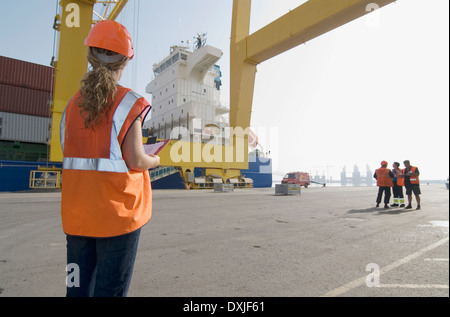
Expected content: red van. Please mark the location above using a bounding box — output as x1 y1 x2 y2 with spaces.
282 172 311 188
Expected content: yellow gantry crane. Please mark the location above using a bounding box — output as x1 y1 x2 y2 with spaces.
30 0 128 189
50 0 129 163
46 0 396 189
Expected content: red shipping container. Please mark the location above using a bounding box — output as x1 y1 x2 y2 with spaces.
0 84 51 117
0 56 54 92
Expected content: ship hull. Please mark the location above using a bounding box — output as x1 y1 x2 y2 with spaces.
1 156 272 191
0 160 61 192
240 156 272 188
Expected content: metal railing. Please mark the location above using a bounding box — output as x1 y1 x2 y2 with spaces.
150 166 179 182
29 167 62 189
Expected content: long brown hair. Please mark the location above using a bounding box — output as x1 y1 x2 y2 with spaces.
79 47 129 128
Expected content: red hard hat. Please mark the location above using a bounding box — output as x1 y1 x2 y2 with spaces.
381 160 388 166
85 20 134 59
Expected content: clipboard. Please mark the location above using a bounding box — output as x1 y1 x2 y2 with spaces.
143 139 170 155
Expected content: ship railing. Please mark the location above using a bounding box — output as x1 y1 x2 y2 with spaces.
150 166 179 182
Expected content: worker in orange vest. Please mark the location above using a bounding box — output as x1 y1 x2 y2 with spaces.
391 162 405 207
401 160 421 210
60 20 160 297
373 161 394 208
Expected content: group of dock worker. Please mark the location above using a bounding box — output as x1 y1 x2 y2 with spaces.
373 160 421 210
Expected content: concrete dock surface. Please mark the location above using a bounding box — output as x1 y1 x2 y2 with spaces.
0 185 448 297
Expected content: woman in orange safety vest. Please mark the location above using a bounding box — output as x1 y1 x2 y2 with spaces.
373 160 394 208
60 20 160 297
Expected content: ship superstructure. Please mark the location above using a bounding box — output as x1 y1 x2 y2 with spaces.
144 36 229 143
143 36 272 189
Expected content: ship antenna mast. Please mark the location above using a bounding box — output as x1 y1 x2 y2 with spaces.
194 32 207 50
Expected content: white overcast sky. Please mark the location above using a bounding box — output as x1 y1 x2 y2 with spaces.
1 0 448 180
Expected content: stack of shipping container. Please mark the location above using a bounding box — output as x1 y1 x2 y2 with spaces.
0 56 54 162
0 56 58 191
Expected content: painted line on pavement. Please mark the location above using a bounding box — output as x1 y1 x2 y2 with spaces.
321 237 449 297
379 284 448 289
424 258 449 262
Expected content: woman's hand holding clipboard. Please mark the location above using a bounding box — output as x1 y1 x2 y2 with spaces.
143 139 170 155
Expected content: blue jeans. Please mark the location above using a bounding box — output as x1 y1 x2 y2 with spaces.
66 228 141 297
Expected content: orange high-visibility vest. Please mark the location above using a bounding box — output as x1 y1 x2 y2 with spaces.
375 167 393 187
394 169 405 186
407 166 420 184
60 86 152 237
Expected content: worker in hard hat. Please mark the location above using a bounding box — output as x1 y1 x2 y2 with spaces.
373 161 394 208
60 20 160 297
401 160 421 210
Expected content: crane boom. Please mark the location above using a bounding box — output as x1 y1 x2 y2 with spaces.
229 0 396 130
107 0 129 21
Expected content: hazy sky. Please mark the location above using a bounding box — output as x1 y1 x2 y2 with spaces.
1 0 448 180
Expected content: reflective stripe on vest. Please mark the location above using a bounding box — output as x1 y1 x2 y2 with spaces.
60 90 142 172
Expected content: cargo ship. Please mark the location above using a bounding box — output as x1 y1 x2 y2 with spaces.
143 35 272 189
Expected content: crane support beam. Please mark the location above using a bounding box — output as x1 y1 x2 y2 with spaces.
50 0 95 162
229 0 396 130
229 0 255 161
50 0 129 162
246 0 396 64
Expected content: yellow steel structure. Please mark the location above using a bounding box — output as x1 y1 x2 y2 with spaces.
48 0 395 186
229 0 396 131
41 0 128 190
50 0 93 162
29 166 62 189
50 0 128 162
156 138 248 187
